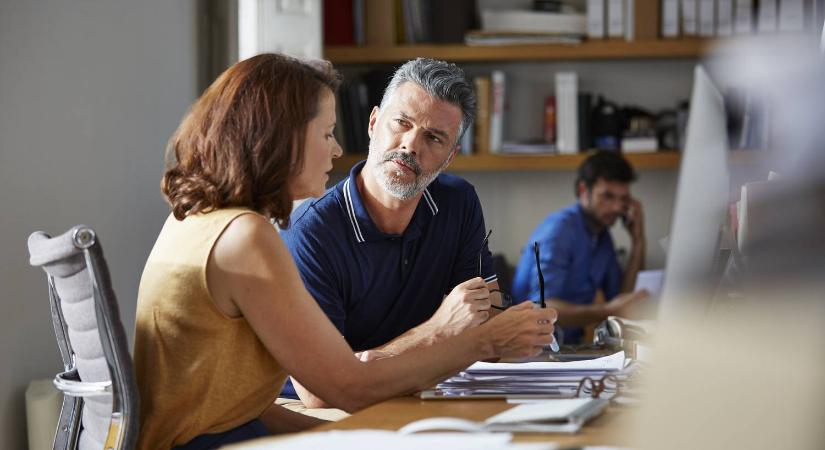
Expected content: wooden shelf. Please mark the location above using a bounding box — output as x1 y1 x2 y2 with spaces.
332 152 682 173
324 39 714 64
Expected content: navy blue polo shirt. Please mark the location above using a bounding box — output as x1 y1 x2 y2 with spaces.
282 161 497 351
511 203 622 344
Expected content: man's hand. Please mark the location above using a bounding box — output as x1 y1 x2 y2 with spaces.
623 197 645 243
480 302 557 360
427 277 491 339
606 289 649 318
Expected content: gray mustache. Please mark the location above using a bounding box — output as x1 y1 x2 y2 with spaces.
383 152 421 176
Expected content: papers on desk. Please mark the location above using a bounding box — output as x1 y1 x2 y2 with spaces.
231 430 556 449
420 352 625 399
634 269 664 301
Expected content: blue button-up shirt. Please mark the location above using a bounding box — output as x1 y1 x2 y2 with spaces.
511 203 622 344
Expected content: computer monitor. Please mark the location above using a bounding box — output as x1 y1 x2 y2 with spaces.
657 65 731 323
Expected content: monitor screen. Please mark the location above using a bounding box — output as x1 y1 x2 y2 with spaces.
657 65 731 323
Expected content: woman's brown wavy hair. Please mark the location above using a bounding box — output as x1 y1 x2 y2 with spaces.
162 53 340 227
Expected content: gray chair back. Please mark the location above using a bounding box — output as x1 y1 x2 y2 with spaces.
28 226 138 450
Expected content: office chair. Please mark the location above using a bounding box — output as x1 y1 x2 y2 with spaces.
28 225 139 450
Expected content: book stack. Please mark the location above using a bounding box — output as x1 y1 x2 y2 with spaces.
659 0 817 38
472 7 587 45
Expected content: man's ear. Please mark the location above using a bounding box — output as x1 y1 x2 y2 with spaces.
367 106 380 139
445 145 459 167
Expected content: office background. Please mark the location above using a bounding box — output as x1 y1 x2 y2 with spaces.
0 1 767 448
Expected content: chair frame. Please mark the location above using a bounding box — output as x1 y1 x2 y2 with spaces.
45 226 136 450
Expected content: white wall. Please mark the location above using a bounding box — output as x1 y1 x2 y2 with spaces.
0 1 199 448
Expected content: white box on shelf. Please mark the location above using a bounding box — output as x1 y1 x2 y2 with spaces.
699 0 717 35
716 0 734 35
734 0 754 33
588 0 607 38
662 0 681 37
481 9 587 34
682 0 699 34
758 0 778 32
608 0 625 37
489 70 506 154
555 72 579 154
778 0 805 31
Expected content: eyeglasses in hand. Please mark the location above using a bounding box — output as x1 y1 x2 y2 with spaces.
478 231 546 311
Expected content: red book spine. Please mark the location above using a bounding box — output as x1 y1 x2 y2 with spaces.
324 0 355 46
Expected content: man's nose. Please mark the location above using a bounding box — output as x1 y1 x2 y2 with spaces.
399 130 420 155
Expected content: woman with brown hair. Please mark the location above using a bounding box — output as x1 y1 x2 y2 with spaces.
133 53 556 450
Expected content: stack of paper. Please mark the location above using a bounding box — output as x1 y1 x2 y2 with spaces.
420 352 626 399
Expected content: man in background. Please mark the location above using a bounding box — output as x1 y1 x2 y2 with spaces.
512 151 648 344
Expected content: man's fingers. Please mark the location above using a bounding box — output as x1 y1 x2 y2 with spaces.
458 277 486 289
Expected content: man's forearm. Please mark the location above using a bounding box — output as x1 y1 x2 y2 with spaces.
621 238 646 293
373 321 444 355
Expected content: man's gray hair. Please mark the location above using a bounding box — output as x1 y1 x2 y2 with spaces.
379 58 476 145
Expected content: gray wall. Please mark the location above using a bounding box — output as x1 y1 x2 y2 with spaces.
0 1 200 448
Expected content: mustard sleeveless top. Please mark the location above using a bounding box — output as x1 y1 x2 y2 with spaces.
134 208 286 449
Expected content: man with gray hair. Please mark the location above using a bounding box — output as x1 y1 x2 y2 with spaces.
279 58 511 407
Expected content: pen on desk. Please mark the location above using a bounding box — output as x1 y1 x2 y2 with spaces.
534 241 560 352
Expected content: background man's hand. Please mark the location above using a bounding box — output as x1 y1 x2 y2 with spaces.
606 289 649 318
428 277 491 338
623 197 645 242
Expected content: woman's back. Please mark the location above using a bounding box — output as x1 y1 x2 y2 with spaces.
134 208 287 450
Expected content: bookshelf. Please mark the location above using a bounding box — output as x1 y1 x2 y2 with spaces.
324 38 716 64
332 151 680 173
331 150 765 173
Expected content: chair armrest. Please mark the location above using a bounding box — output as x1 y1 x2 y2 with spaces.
53 369 112 397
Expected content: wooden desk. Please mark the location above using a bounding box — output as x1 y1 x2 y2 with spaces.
312 396 630 447
227 396 632 448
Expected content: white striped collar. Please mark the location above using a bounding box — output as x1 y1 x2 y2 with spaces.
342 178 366 243
341 166 441 244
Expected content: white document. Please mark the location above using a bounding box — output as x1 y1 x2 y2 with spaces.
468 351 625 373
232 430 553 450
634 269 664 301
487 398 607 425
398 398 608 435
661 0 681 37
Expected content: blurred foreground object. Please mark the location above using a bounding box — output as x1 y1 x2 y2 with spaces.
629 35 825 450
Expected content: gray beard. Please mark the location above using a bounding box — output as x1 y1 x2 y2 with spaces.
369 147 448 200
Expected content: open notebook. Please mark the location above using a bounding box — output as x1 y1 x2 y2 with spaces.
398 398 609 434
